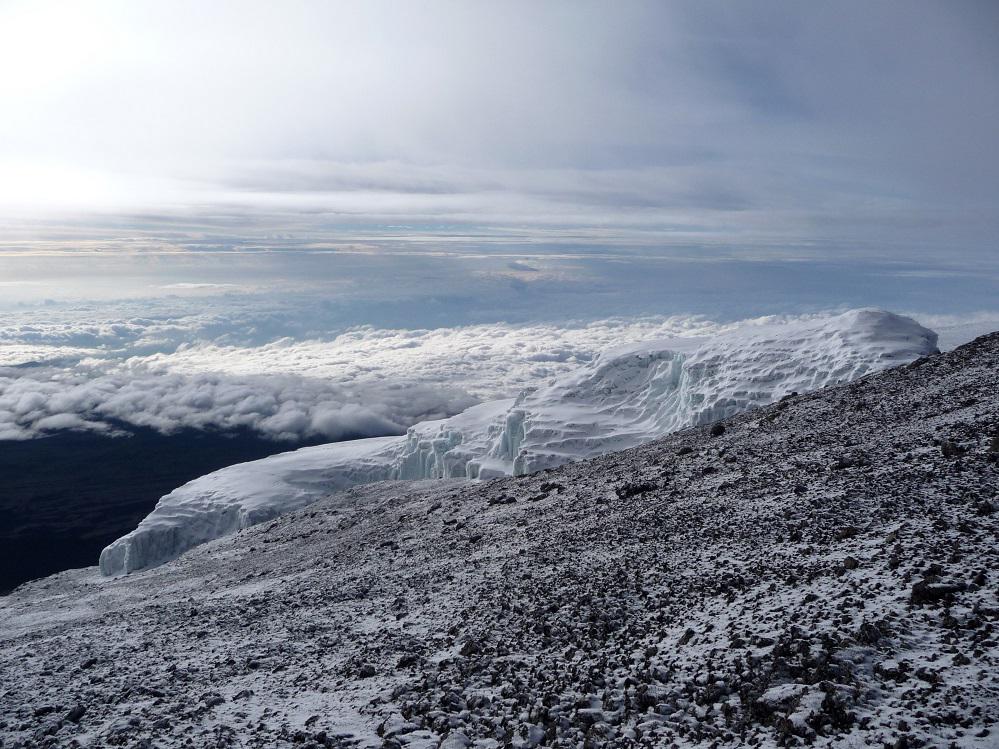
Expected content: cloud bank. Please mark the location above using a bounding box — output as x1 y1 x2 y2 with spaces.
0 364 472 442
0 1 996 258
3 291 997 443
0 314 733 441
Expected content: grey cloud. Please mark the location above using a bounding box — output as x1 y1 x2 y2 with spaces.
0 365 475 442
0 2 995 256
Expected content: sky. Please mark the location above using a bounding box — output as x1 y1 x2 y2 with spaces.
0 0 996 256
0 1 997 443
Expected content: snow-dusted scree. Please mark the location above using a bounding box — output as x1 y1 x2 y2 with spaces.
100 309 937 575
2 330 997 748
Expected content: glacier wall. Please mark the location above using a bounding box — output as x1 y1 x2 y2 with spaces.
100 309 937 576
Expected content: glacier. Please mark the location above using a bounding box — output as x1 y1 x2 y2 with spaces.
100 309 938 576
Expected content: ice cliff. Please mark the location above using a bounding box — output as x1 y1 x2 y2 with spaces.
100 309 937 575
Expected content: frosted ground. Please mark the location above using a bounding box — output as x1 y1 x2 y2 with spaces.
2 328 996 748
101 309 937 575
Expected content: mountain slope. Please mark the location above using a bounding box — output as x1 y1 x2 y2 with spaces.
100 309 937 575
2 332 996 748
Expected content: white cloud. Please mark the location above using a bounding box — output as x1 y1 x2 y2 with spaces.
159 283 240 290
0 296 994 443
904 311 999 353
137 317 731 397
0 311 731 441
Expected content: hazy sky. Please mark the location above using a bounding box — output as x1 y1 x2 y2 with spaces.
1 1 997 444
1 0 997 259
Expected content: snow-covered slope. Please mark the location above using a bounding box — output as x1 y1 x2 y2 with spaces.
100 309 937 575
5 330 997 749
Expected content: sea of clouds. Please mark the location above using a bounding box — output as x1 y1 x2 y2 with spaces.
2 245 996 445
4 304 997 443
0 301 738 442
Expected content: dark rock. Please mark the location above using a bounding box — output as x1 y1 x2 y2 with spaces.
615 482 655 500
911 579 966 605
458 639 481 657
875 660 908 682
940 440 965 458
856 622 882 645
396 653 419 669
710 423 725 437
832 456 855 470
914 666 941 684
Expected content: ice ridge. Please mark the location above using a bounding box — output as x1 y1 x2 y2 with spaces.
99 309 937 575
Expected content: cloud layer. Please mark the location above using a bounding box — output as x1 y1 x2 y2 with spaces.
0 1 996 258
3 289 998 443
0 364 471 442
0 311 733 441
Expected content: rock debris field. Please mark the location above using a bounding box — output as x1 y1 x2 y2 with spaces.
1 332 997 748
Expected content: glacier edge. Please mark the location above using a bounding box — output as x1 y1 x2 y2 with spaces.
99 308 938 576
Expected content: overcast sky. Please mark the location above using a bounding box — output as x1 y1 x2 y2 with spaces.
1 2 997 444
1 0 997 258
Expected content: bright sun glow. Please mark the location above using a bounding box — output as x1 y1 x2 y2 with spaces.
0 1 117 97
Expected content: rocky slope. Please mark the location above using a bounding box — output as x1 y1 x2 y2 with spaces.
1 332 997 749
